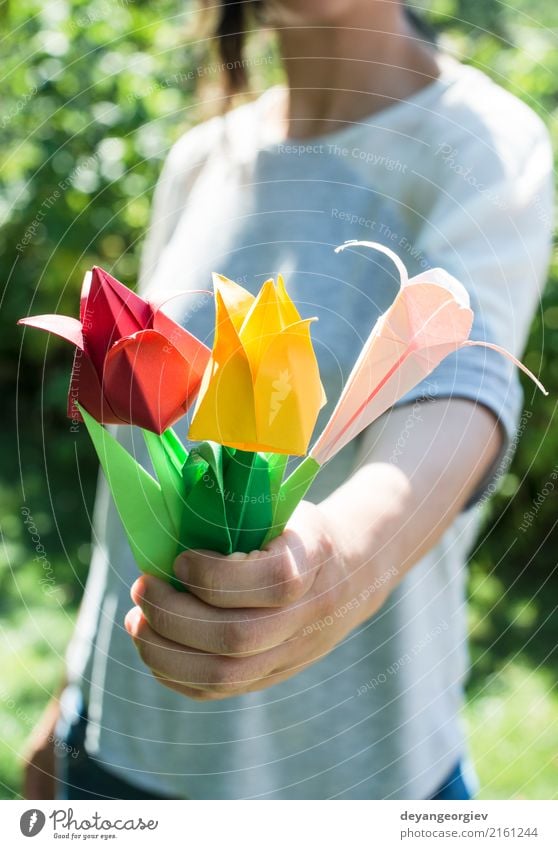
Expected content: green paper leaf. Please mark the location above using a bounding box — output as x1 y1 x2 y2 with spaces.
180 442 232 554
181 448 206 496
143 430 184 535
266 452 289 505
225 450 272 553
161 427 188 471
193 441 226 490
78 405 178 582
264 455 321 545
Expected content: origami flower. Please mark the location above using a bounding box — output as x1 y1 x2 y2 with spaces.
188 273 325 454
310 241 547 464
266 240 547 541
39 248 545 577
18 267 210 434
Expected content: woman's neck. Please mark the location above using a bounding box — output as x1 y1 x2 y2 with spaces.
275 3 440 140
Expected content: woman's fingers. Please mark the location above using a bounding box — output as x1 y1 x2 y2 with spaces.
172 529 319 609
124 607 290 694
152 673 225 701
130 575 304 655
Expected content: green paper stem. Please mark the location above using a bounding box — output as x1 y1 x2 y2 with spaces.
266 452 289 505
263 455 321 545
179 443 232 553
225 450 272 552
80 402 321 581
143 430 184 535
161 427 188 469
78 405 178 582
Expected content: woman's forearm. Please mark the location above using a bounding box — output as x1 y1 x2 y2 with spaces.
128 399 505 699
320 398 503 598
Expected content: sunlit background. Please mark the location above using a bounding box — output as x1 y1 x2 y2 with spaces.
1 0 557 799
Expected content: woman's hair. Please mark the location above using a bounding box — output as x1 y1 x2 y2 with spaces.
215 0 263 94
215 0 437 95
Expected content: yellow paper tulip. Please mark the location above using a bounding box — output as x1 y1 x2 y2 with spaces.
188 273 325 455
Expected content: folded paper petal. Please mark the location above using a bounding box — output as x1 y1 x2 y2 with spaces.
103 330 201 434
239 279 284 375
189 273 324 454
151 307 210 380
82 267 153 374
67 349 125 424
189 289 258 446
463 340 547 394
18 314 85 349
253 319 322 454
276 273 303 325
213 272 255 333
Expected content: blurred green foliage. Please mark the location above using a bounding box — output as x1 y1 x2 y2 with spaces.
0 0 556 798
2 0 203 620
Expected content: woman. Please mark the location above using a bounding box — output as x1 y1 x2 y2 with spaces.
24 0 552 799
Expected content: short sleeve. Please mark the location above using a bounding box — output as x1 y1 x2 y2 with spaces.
395 108 554 505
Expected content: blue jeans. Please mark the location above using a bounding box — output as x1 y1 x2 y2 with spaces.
430 761 474 800
55 688 473 800
55 686 175 801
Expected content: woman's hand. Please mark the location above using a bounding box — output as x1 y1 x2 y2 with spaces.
125 399 502 700
125 500 393 700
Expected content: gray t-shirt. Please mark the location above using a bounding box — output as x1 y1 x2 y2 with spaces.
66 55 553 799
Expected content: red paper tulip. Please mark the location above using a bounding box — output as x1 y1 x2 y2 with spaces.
18 267 210 434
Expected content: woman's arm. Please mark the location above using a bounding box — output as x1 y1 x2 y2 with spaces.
21 677 66 799
322 397 501 587
124 397 501 700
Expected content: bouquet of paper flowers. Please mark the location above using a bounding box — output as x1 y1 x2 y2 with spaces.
19 241 544 584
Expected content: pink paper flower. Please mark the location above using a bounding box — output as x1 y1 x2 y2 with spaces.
311 241 546 465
